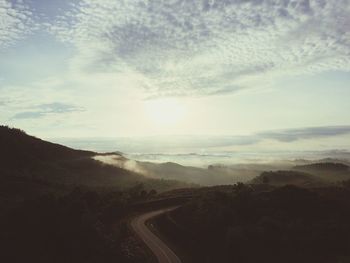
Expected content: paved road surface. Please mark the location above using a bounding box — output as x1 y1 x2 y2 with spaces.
131 207 182 263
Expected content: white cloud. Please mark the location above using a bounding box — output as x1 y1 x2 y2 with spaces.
52 125 350 154
9 102 83 120
49 0 350 97
0 0 35 49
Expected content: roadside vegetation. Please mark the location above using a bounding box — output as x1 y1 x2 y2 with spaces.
0 184 163 263
155 182 350 263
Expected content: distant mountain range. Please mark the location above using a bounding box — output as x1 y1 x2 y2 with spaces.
94 156 261 186
2 125 350 209
94 150 350 187
292 162 350 182
251 170 324 187
293 162 349 172
250 162 350 187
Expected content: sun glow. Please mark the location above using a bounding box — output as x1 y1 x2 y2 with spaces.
144 98 187 126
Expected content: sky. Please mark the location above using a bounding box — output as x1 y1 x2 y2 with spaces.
1 0 350 154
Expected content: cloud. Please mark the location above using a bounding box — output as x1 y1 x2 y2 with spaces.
9 102 83 120
138 125 350 149
203 125 350 147
187 126 350 148
257 125 350 142
10 111 45 120
0 0 35 49
37 102 81 113
53 125 350 153
50 0 350 97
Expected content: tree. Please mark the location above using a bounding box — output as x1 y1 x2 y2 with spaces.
263 175 270 184
149 189 157 196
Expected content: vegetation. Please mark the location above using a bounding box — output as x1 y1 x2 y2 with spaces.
293 162 350 182
3 126 350 263
0 125 191 262
251 170 322 187
157 183 350 263
0 126 191 210
0 186 160 263
294 162 349 172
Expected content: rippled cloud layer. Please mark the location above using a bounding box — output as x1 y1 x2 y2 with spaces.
49 0 350 96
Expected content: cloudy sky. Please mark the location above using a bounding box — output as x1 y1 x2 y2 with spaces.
1 0 350 152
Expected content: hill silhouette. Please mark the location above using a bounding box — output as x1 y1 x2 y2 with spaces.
293 162 350 182
0 126 94 167
0 126 189 210
293 162 349 172
106 159 257 185
251 170 323 187
0 126 192 263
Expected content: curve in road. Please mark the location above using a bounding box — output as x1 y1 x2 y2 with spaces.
131 207 182 263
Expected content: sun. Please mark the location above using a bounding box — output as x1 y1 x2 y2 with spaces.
144 98 187 126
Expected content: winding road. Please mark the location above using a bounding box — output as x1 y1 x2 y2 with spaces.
131 207 182 263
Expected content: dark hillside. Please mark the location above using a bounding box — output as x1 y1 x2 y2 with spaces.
0 126 192 263
0 126 142 187
251 170 323 187
157 184 350 263
293 162 349 172
293 162 350 182
0 126 94 168
0 126 190 210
